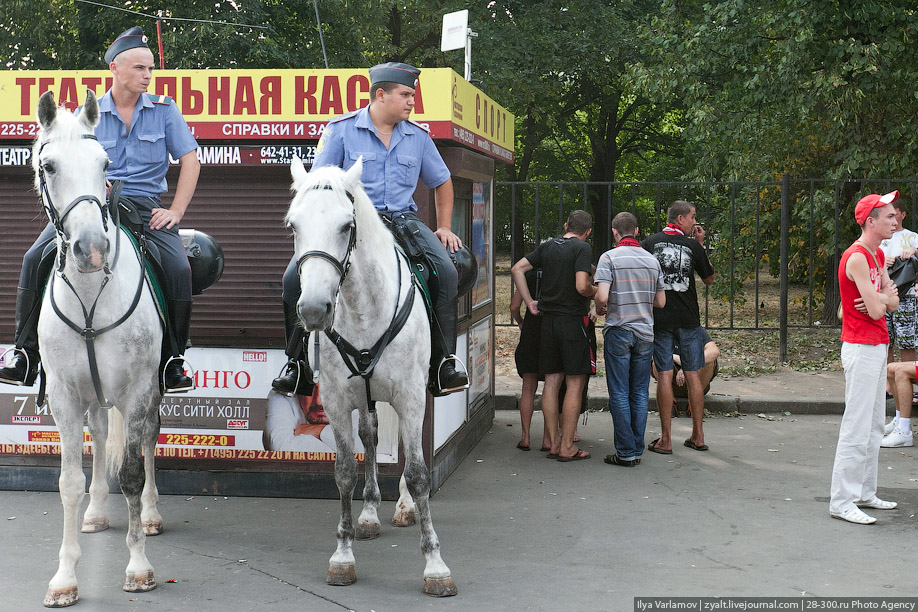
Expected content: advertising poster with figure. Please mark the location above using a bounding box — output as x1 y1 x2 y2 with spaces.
0 346 398 464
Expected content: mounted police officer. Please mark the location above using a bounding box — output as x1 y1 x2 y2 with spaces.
273 62 470 397
0 27 201 393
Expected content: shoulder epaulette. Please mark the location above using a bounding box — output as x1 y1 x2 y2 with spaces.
146 94 173 105
328 109 359 124
407 118 430 133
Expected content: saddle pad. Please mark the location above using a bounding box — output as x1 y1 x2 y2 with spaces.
121 227 167 325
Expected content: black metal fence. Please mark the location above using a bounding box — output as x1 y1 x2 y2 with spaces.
497 176 918 359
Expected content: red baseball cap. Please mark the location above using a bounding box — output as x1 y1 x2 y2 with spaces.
854 190 899 225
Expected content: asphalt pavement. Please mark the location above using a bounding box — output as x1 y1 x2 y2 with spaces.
2 368 917 611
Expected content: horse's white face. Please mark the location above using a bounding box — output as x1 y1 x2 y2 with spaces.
287 157 364 331
35 90 111 273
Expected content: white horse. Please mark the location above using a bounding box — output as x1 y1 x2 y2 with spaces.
34 90 164 607
286 157 457 597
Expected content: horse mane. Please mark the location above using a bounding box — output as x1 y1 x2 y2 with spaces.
288 164 395 255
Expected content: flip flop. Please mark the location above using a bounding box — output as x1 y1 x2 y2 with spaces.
557 448 590 462
540 446 551 452
516 442 531 451
684 439 709 451
545 452 559 459
647 438 673 455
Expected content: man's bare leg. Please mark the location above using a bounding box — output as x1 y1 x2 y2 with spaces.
559 375 587 458
891 362 914 422
542 373 563 454
654 369 675 452
519 373 539 449
684 370 706 447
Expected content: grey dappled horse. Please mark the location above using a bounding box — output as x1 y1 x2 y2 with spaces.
286 157 457 596
34 90 164 607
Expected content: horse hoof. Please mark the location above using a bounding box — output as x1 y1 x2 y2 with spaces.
143 519 164 536
392 508 416 527
424 576 458 597
326 564 356 586
43 586 78 607
355 522 380 540
81 517 110 533
123 571 157 592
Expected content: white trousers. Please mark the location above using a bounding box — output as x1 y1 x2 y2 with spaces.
829 342 887 513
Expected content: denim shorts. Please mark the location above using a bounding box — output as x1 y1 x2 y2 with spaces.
653 326 706 372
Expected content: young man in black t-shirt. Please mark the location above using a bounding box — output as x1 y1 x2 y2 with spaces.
511 210 596 462
643 201 715 454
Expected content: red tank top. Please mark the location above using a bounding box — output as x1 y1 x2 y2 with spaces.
839 242 889 345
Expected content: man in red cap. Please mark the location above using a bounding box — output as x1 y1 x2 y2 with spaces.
829 190 900 524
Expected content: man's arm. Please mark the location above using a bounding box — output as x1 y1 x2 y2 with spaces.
575 270 596 298
653 289 666 308
511 257 538 315
150 150 199 230
433 178 462 253
847 252 895 319
701 273 715 286
594 283 610 311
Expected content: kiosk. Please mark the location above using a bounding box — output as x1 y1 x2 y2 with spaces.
0 68 513 498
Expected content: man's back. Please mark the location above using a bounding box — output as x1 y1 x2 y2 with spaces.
525 236 592 316
596 245 662 341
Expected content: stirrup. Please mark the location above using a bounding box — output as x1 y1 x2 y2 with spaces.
272 359 312 397
435 355 470 395
0 346 37 386
163 355 196 393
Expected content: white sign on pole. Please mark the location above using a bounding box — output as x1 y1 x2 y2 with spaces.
441 9 468 52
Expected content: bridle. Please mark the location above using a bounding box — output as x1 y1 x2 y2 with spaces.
294 184 358 300
37 134 113 272
36 132 146 409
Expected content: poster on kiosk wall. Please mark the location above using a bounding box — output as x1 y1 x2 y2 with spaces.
0 346 399 464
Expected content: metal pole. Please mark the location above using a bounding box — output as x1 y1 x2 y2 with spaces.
156 18 165 69
779 173 790 362
465 28 477 81
312 0 329 69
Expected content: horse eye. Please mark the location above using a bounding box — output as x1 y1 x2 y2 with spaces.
42 161 55 174
340 223 353 235
103 159 110 171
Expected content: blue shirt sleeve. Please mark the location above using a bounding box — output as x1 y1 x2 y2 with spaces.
312 123 345 170
165 101 198 160
417 132 451 189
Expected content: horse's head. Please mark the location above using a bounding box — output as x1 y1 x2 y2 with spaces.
34 90 111 274
286 157 364 331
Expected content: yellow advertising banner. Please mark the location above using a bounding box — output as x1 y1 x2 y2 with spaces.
0 68 513 162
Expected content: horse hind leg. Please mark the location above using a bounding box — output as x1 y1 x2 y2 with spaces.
140 406 163 536
44 414 86 607
120 420 156 593
80 407 110 534
392 473 417 527
355 408 381 540
403 446 457 597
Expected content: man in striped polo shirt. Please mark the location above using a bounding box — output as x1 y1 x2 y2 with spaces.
595 212 666 466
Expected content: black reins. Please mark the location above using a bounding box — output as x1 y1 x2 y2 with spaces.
37 135 147 408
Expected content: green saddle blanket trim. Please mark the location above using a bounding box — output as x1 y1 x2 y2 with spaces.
397 244 433 320
122 227 168 325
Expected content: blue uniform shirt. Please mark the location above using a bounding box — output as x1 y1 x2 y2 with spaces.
96 91 198 198
312 106 451 212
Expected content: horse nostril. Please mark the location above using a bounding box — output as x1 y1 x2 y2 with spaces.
73 240 86 258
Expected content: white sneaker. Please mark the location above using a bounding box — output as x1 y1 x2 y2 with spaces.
884 419 897 435
830 507 877 525
880 429 914 448
856 497 898 510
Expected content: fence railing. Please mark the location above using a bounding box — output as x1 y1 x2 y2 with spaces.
497 176 918 360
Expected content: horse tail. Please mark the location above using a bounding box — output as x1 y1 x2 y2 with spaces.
106 407 125 479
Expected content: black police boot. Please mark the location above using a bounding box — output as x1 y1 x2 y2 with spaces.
428 301 469 397
163 299 194 393
271 301 315 396
0 289 42 386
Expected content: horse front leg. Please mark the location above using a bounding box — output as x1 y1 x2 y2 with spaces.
356 408 381 540
81 406 110 533
140 402 163 536
402 421 457 598
44 410 85 607
120 417 156 593
327 411 358 586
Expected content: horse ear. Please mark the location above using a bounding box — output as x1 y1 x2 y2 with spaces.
291 155 308 186
37 91 57 130
79 90 100 129
345 156 363 188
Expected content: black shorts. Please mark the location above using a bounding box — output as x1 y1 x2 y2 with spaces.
539 313 594 376
515 312 542 376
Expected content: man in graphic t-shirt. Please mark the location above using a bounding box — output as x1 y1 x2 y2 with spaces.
642 200 714 455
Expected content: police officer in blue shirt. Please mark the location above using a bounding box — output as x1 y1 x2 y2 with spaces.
273 62 469 397
0 27 201 393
